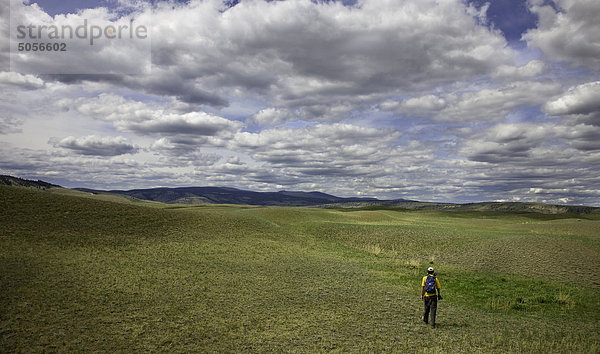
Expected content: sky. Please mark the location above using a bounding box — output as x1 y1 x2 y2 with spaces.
1 0 599 206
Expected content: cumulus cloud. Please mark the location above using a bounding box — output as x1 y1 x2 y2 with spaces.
543 81 600 125
232 123 401 177
121 72 229 107
52 135 139 156
150 137 224 164
460 121 600 165
2 0 599 206
65 93 243 141
9 2 151 75
67 93 149 121
383 81 561 122
524 0 600 70
400 95 447 112
249 108 296 126
461 124 553 164
0 142 149 188
0 71 45 89
561 124 600 151
0 2 10 71
461 123 558 163
214 0 512 116
125 112 242 137
492 60 546 80
28 0 516 117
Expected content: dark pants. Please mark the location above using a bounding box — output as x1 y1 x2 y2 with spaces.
423 295 437 326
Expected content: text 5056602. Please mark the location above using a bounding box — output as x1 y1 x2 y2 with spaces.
18 42 67 52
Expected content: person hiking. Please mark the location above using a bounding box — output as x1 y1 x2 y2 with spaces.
421 266 442 328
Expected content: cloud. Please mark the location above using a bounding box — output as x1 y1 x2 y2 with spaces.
232 123 401 177
524 0 600 70
543 81 600 125
9 3 152 75
121 72 229 106
68 93 149 121
491 60 546 80
461 122 558 163
0 71 45 89
150 137 224 164
0 142 189 189
66 93 243 140
2 0 599 207
124 112 242 137
30 0 516 117
383 81 561 122
56 94 244 158
460 121 600 166
52 135 139 156
214 0 513 115
400 95 447 112
0 114 23 134
0 2 10 71
561 124 600 151
249 108 296 126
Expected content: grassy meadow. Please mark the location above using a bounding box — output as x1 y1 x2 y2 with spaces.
1 186 599 352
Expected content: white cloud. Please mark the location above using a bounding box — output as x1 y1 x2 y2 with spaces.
460 121 600 166
543 81 600 125
460 122 559 163
9 2 151 75
524 0 600 70
71 93 150 121
66 93 243 141
124 112 242 137
401 95 447 112
249 108 295 126
384 81 561 122
232 123 401 177
0 71 44 89
52 135 139 156
150 137 224 164
492 60 546 80
31 0 516 117
0 142 153 188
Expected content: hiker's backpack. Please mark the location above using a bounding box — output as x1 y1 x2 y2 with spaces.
425 274 437 294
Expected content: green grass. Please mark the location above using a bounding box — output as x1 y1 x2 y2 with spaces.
1 186 599 352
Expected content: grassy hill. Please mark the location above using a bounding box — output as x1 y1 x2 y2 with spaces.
1 185 599 352
0 175 60 189
77 186 380 206
321 200 600 215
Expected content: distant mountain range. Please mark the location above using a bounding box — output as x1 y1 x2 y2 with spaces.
75 186 383 207
1 174 598 214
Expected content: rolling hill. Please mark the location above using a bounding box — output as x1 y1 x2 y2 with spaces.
0 175 60 189
76 186 381 206
1 184 598 352
320 200 600 215
1 174 598 213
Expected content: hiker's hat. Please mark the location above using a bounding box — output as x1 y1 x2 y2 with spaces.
427 267 434 273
